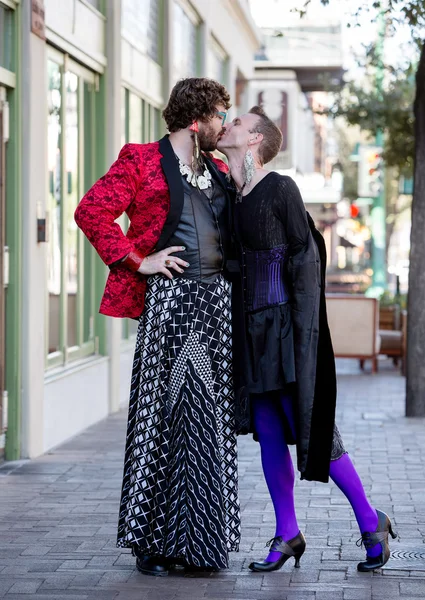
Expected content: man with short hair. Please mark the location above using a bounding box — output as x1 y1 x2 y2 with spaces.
75 78 240 576
217 106 396 573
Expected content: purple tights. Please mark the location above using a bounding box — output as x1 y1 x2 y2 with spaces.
252 392 380 562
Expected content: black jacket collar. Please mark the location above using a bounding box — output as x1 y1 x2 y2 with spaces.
156 135 233 251
156 135 184 251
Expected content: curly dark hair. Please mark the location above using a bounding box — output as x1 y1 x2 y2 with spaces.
163 78 231 132
248 106 283 165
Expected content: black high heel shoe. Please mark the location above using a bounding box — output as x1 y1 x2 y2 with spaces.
249 531 306 572
357 509 398 572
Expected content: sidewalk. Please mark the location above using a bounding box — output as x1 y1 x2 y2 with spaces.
0 359 424 600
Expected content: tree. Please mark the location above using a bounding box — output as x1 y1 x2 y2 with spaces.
324 57 416 176
406 44 425 416
299 0 425 415
325 61 415 256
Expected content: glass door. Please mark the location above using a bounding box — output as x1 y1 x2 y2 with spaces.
46 49 98 368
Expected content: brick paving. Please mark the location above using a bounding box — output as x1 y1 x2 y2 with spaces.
0 359 424 599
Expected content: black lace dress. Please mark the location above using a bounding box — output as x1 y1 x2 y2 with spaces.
234 172 309 394
233 171 346 461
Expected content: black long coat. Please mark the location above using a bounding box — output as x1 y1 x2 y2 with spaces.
232 213 337 484
288 214 337 482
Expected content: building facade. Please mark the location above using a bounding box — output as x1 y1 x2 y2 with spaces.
0 0 260 460
249 18 344 266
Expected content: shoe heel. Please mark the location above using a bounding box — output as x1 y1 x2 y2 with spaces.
294 553 302 568
389 522 397 540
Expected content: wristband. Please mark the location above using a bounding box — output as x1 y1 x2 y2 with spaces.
121 250 145 272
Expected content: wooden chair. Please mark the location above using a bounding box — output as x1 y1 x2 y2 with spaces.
326 295 380 373
379 305 403 367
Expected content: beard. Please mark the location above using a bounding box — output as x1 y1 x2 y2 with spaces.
197 124 221 152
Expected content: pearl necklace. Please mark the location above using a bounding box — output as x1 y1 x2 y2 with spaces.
178 158 212 190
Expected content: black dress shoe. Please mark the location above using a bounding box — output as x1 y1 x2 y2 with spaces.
249 531 306 572
183 563 219 573
357 509 398 572
136 555 169 577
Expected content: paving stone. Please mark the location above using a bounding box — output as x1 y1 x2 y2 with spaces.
98 571 134 585
38 574 75 590
343 589 372 600
319 569 347 582
6 579 42 594
57 560 89 571
315 592 344 600
4 596 90 600
0 360 421 600
400 580 425 596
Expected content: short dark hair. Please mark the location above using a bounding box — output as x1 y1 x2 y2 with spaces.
163 78 231 132
248 106 283 165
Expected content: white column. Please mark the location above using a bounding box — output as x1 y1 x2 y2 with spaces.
21 1 47 457
105 0 123 415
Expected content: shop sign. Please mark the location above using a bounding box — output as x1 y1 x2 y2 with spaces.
31 0 46 41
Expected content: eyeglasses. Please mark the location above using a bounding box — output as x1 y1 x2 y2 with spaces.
216 111 227 125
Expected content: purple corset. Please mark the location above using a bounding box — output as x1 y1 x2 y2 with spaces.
242 244 290 313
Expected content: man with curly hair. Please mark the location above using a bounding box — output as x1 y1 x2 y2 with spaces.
75 78 240 576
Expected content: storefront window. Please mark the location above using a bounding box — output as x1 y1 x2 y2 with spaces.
208 37 228 84
47 55 97 367
121 87 127 148
65 72 79 349
120 88 161 340
129 93 142 143
0 4 13 72
85 0 101 9
47 61 62 355
122 0 160 63
173 1 199 80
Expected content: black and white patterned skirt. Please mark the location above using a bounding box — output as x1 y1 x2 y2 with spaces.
117 275 240 569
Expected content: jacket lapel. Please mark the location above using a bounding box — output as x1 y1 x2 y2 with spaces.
204 155 233 197
156 138 233 251
156 135 184 251
205 154 237 241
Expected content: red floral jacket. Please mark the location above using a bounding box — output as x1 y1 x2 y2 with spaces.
74 135 229 318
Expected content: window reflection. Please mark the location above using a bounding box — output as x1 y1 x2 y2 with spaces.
208 49 226 84
122 0 160 63
129 93 142 143
120 90 160 341
208 37 227 85
47 60 62 354
65 72 79 348
173 2 198 81
121 87 127 147
85 0 100 9
82 82 95 347
47 59 96 361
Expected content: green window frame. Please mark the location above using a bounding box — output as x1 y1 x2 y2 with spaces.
46 48 100 369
